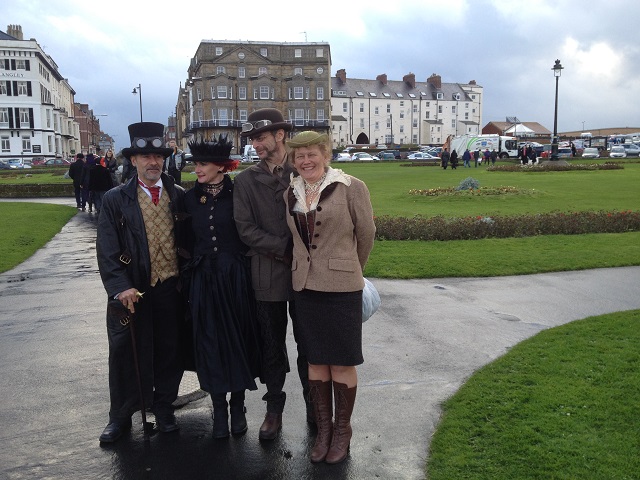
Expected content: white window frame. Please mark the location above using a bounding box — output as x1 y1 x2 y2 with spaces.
295 48 302 58
1 135 9 151
215 47 223 56
316 109 324 121
19 108 30 126
239 109 248 122
17 82 28 95
293 87 303 99
317 86 324 100
258 67 267 76
216 66 225 74
238 86 247 100
21 135 31 152
218 108 228 126
0 108 9 126
294 109 305 126
316 48 323 57
238 66 245 78
217 85 227 99
259 86 269 99
260 47 268 57
0 83 6 95
294 67 303 76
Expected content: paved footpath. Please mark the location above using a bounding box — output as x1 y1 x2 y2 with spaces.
1 198 639 479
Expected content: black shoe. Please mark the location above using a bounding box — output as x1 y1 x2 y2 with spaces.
230 405 247 436
155 413 179 433
99 418 132 443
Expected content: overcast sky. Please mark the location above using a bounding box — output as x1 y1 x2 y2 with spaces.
5 0 640 151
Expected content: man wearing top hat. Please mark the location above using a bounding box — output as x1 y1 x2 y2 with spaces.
96 121 189 443
234 108 311 440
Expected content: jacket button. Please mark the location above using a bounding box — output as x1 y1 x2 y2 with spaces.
311 245 317 249
317 206 322 211
314 233 319 237
315 221 321 226
210 225 214 230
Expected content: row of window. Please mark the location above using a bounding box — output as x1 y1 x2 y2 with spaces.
213 65 324 77
340 90 478 101
346 101 477 113
0 58 31 70
1 80 32 96
0 107 32 128
1 135 33 152
196 86 325 101
214 46 325 59
192 108 326 123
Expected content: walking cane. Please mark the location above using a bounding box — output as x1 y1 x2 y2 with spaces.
121 291 148 433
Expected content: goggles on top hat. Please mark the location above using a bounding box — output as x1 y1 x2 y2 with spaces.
241 119 273 134
133 137 164 149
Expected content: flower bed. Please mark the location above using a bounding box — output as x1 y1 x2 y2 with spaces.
374 210 640 241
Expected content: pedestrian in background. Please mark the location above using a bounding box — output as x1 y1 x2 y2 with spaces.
164 140 186 186
96 121 188 443
69 153 85 209
463 149 471 168
284 131 375 464
89 158 113 217
182 136 262 439
234 108 312 440
490 149 498 165
474 148 481 167
440 147 450 169
450 149 459 169
103 149 118 186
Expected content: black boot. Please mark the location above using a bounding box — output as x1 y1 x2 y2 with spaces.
229 390 247 436
211 393 229 439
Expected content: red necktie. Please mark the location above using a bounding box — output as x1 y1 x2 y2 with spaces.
148 186 160 205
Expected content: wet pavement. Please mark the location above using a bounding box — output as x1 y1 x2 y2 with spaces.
1 198 640 479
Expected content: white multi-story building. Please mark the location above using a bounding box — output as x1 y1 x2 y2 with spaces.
331 69 483 148
0 25 80 162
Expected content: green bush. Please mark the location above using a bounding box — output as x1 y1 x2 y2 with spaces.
455 177 480 190
375 210 640 241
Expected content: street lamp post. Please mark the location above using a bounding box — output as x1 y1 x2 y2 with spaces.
132 84 143 122
550 59 563 161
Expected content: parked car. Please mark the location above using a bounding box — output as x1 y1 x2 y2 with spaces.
0 160 11 169
378 152 396 161
351 152 375 161
609 146 627 158
619 143 640 157
556 147 573 159
334 152 352 162
407 152 437 160
229 154 243 163
31 157 47 166
7 158 32 169
581 147 600 159
44 158 71 166
380 149 402 159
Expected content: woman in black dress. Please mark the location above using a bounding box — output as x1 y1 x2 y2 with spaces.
183 136 261 438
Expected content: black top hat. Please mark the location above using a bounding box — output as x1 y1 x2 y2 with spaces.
121 122 173 159
240 108 293 137
188 135 235 164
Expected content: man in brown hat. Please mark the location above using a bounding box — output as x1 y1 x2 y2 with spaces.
234 108 312 440
96 122 189 443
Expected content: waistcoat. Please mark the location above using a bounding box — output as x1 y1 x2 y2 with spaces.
138 186 178 286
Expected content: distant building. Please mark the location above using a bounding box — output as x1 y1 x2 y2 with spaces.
0 24 81 161
330 70 483 148
177 40 332 153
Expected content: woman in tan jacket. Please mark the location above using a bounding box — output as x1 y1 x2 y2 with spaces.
284 131 376 464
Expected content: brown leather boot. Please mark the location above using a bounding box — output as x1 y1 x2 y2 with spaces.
309 380 333 463
325 381 356 464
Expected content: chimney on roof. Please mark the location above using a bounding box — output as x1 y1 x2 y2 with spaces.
376 73 388 85
403 73 416 88
336 68 347 85
7 24 24 40
427 74 441 89
469 80 477 85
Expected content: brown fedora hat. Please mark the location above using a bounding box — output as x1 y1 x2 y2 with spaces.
240 108 293 137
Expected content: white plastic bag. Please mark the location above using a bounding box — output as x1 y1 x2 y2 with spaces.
362 278 381 323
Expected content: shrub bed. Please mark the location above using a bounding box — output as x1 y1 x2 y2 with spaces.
487 162 624 172
375 210 640 241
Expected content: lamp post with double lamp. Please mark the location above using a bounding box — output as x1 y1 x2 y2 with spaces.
550 59 564 161
132 84 143 122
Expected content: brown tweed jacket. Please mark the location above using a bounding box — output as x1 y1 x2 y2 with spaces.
284 173 376 292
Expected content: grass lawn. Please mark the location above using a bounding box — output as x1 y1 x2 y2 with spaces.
0 203 77 272
427 309 640 480
0 170 71 184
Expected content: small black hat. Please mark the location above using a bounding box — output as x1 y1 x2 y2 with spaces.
240 108 293 137
188 135 235 164
121 122 173 159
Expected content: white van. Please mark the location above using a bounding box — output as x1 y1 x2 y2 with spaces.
243 145 260 162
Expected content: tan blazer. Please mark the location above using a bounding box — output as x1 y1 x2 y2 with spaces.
284 174 376 292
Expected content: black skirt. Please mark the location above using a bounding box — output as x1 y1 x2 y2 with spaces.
294 289 363 366
189 252 262 394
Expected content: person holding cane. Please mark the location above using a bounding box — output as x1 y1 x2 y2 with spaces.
96 121 189 443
